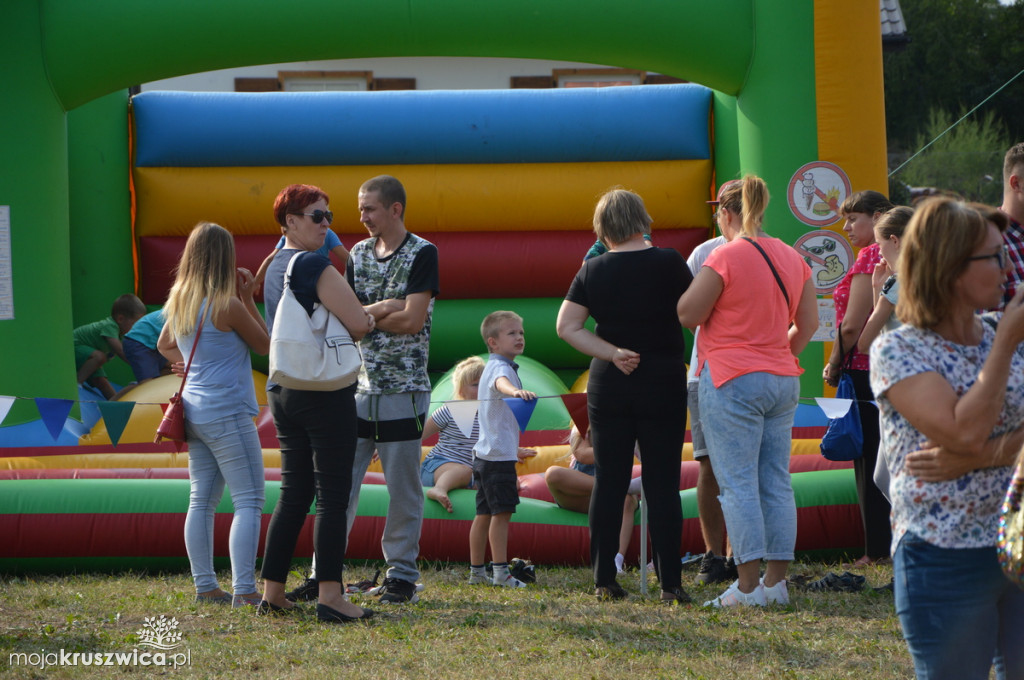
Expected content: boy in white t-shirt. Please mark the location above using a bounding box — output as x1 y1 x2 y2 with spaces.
468 311 537 588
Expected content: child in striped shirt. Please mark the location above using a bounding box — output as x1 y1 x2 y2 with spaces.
420 356 485 512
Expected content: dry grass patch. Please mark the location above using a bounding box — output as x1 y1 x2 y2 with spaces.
0 560 910 679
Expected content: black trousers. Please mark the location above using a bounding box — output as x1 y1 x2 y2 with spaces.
848 369 892 558
261 384 358 584
588 368 685 590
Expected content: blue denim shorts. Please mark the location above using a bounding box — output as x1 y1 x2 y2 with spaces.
420 455 475 488
687 381 707 458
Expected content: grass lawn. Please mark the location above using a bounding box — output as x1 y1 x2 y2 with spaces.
1 560 909 679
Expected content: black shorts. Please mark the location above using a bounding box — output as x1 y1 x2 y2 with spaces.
472 458 520 516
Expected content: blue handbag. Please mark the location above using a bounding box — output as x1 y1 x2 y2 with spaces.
820 372 863 461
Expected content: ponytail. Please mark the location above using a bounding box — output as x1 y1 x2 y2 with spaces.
740 175 770 238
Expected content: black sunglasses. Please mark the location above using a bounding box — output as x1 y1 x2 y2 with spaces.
290 209 333 224
967 244 1009 270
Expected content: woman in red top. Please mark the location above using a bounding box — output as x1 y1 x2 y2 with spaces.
824 190 895 566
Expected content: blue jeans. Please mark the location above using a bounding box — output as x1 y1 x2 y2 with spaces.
698 368 798 565
185 413 265 594
894 532 1024 680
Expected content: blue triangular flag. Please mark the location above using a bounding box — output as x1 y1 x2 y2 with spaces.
502 397 538 433
97 401 136 447
34 397 74 441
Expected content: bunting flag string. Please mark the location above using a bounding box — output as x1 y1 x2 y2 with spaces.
0 391 866 445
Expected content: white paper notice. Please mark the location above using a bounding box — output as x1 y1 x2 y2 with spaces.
812 297 835 342
0 206 12 320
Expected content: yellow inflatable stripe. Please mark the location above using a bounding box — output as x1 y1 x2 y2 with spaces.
134 160 712 237
1 440 825 472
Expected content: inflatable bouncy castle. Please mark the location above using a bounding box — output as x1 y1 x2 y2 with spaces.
0 0 888 571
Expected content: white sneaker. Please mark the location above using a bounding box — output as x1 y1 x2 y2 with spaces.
703 579 767 608
492 573 527 588
468 572 490 585
614 553 625 574
760 578 789 605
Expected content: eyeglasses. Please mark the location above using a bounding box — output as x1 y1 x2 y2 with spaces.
967 244 1009 269
290 209 333 224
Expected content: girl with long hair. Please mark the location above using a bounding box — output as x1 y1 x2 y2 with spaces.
158 222 270 606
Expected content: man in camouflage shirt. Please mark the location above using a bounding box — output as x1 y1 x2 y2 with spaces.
345 175 439 604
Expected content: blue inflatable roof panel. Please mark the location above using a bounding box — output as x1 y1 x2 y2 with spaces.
132 85 712 167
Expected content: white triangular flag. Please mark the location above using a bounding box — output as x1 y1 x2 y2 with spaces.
446 400 480 438
815 397 853 419
0 396 14 426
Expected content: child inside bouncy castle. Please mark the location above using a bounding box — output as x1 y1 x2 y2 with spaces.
73 294 146 399
422 355 539 513
420 355 485 513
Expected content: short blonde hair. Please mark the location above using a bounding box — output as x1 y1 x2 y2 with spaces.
593 188 651 248
451 356 485 399
897 198 1008 328
480 310 523 343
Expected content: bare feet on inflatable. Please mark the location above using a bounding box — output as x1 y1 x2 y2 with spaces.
426 487 454 513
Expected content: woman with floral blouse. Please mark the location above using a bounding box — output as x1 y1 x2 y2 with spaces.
870 198 1024 679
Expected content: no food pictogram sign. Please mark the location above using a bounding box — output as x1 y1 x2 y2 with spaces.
787 161 852 227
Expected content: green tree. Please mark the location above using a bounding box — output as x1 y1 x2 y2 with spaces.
884 0 1024 154
894 107 1008 203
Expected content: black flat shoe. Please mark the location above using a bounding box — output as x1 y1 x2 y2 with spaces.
316 602 375 623
661 586 692 604
594 583 628 601
257 600 302 616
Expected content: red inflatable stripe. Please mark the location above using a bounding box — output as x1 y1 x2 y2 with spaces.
139 229 709 304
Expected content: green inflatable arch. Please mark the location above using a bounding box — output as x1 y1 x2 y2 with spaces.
0 0 886 425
